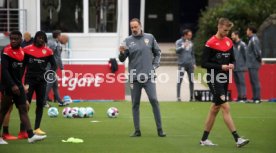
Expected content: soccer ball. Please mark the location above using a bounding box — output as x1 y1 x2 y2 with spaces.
63 95 73 104
48 107 59 117
68 107 79 118
86 107 94 117
72 107 79 117
107 107 119 118
78 107 87 118
62 107 71 118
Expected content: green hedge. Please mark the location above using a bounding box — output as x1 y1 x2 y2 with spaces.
194 0 276 65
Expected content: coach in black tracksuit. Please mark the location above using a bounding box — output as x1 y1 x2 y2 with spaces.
24 31 57 135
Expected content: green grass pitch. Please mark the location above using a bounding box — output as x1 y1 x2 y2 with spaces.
1 101 276 153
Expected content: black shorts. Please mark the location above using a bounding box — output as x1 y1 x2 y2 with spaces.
206 74 229 105
2 86 26 107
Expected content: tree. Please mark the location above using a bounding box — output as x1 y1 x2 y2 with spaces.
194 0 276 64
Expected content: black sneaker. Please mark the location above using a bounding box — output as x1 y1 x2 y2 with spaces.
157 129 166 137
47 97 53 102
58 102 66 107
130 130 141 137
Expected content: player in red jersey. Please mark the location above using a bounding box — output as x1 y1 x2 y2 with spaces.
0 61 18 140
23 31 57 135
199 18 249 147
0 31 47 144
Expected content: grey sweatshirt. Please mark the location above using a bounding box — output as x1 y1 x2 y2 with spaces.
246 34 262 69
119 32 161 82
233 40 247 71
48 38 64 70
175 38 195 67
